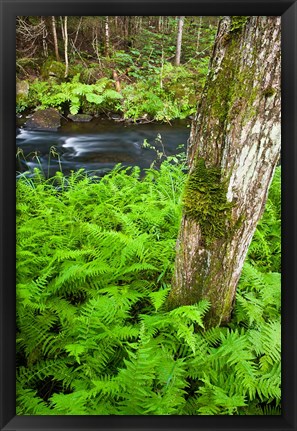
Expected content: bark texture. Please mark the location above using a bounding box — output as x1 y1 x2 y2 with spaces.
105 16 110 56
168 16 281 327
175 16 185 66
64 17 69 78
51 16 60 62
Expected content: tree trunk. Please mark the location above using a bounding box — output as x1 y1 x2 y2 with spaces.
175 16 185 66
123 16 131 47
168 16 281 327
60 16 65 41
105 16 110 56
196 16 203 53
158 16 163 32
64 16 69 78
73 16 83 49
51 16 60 61
41 17 48 58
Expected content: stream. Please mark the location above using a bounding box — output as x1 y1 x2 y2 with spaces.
16 117 191 177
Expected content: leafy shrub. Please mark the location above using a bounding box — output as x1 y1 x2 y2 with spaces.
121 83 165 120
17 58 200 121
16 98 29 114
121 76 195 122
16 163 281 415
247 167 281 272
27 75 123 115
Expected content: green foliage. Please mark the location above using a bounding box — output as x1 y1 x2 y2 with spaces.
16 162 281 415
16 98 29 114
121 83 165 120
121 64 196 122
26 68 196 122
16 16 218 121
27 76 123 115
247 167 281 272
230 16 249 33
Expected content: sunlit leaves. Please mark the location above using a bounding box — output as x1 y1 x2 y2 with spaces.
16 163 281 415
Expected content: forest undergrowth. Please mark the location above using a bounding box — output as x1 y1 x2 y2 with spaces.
16 17 216 122
16 157 281 415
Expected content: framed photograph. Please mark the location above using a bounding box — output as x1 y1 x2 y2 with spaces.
1 1 296 430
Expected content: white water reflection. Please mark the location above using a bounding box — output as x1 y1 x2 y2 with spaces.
16 119 190 177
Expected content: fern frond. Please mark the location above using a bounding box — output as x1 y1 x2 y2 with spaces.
48 391 89 414
169 300 210 328
16 387 54 415
148 287 171 311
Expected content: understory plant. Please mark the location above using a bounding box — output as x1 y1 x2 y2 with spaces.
120 63 197 122
16 161 281 415
25 75 123 115
17 62 199 122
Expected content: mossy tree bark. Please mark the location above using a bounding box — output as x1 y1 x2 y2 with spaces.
168 16 281 327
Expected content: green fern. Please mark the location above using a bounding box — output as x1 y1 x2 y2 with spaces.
29 76 123 115
16 161 281 415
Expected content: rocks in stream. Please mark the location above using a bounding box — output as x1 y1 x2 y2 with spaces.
67 114 93 122
24 108 61 131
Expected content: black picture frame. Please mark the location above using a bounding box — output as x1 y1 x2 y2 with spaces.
1 1 296 430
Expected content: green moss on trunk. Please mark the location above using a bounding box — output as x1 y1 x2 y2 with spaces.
171 16 281 329
205 22 258 132
183 158 233 245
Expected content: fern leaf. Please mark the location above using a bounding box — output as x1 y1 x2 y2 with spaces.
85 93 104 105
148 287 170 311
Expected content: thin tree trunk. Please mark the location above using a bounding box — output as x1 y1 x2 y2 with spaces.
158 16 163 32
124 16 129 41
92 27 100 64
51 16 60 61
105 16 110 56
73 16 83 49
168 16 281 327
175 16 185 66
196 16 203 53
41 17 48 58
60 16 65 41
64 16 69 78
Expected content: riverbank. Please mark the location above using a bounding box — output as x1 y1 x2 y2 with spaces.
16 66 199 125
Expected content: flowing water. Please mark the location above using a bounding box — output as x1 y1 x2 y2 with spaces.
16 117 191 177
